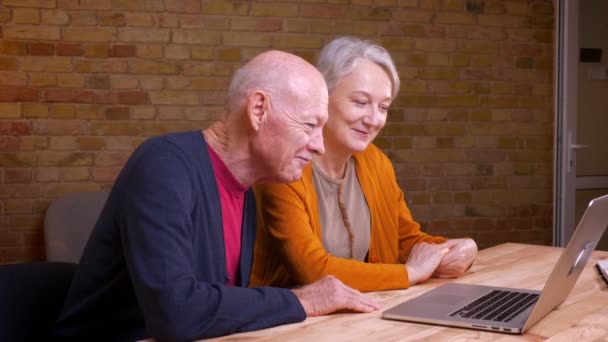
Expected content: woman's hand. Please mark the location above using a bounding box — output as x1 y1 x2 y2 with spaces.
432 238 478 278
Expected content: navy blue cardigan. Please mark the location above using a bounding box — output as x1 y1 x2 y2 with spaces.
54 131 305 342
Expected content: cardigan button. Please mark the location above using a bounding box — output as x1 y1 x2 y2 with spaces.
369 255 378 263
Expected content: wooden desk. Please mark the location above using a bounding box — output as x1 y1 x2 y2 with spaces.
210 243 608 341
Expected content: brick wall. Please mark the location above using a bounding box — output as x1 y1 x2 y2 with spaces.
0 0 555 263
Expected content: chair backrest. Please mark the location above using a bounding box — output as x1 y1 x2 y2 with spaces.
0 262 77 341
44 191 109 263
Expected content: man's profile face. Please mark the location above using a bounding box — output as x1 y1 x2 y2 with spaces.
260 90 328 183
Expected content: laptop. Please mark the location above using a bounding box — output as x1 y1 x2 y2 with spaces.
382 194 608 334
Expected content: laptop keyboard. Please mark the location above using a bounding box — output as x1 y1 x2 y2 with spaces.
449 290 540 322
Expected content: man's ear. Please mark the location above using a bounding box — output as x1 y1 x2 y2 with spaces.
247 90 269 132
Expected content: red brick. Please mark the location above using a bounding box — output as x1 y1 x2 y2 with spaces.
117 91 147 105
97 12 125 26
0 41 28 55
0 7 10 23
4 25 61 40
117 28 170 43
158 13 179 28
32 119 84 135
105 106 130 120
56 43 82 56
20 56 73 72
0 57 18 70
0 71 28 86
38 151 94 166
111 44 136 57
22 103 48 118
257 18 282 32
87 75 111 89
0 229 21 247
165 0 201 13
5 168 33 183
0 136 20 151
28 42 54 55
129 60 179 74
95 151 131 166
63 27 116 42
84 43 110 57
75 59 127 73
3 0 56 8
94 91 147 105
300 5 347 18
178 14 204 28
44 89 95 103
124 12 154 27
92 167 120 182
94 92 117 104
13 8 41 24
0 122 30 135
0 87 39 102
173 30 222 45
41 9 70 25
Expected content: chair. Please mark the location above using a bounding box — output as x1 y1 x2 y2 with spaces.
0 262 77 341
44 191 109 263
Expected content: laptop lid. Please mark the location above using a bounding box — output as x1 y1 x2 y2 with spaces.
382 194 608 333
522 194 608 331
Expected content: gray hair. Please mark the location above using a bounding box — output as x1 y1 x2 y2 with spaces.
316 36 400 99
224 61 277 115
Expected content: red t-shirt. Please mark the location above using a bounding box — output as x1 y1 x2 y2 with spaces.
207 145 246 286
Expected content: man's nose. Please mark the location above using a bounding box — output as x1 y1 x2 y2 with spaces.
309 129 325 155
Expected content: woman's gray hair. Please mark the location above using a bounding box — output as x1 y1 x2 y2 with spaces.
316 36 400 99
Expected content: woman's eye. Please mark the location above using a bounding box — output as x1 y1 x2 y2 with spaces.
306 123 316 129
353 100 367 106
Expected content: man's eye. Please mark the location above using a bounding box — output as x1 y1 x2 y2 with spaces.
353 100 367 106
306 123 316 129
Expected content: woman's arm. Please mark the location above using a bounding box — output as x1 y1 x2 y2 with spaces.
253 181 409 292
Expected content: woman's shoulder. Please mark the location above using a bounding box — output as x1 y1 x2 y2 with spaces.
354 143 391 167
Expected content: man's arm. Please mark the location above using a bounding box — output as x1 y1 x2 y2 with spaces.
119 146 306 341
290 275 379 316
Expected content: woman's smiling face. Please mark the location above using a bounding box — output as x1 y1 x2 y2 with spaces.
323 59 393 155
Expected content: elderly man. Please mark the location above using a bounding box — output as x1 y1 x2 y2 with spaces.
53 51 378 342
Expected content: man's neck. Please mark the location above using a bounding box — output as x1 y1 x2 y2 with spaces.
203 122 255 188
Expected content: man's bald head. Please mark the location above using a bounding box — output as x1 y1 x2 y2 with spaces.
224 50 327 116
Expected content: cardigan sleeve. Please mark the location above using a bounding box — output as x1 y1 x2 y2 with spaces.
120 145 304 341
253 181 409 293
371 148 447 263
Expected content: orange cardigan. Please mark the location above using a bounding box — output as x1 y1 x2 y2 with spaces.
250 144 446 292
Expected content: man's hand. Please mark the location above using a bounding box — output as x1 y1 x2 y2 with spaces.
291 275 380 316
433 238 478 278
405 242 448 285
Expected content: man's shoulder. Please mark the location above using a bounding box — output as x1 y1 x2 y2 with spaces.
142 130 204 149
135 131 206 159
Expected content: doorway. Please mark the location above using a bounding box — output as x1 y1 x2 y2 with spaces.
555 0 608 249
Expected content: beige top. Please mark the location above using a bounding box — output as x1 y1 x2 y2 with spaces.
312 158 371 261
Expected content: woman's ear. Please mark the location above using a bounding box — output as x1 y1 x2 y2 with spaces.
247 90 269 131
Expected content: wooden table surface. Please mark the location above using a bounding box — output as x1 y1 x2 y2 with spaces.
208 243 608 342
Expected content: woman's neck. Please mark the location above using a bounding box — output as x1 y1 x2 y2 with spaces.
313 143 353 180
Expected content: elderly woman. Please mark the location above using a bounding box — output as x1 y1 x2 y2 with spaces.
250 37 477 292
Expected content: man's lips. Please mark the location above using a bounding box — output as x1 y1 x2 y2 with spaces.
296 156 311 163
